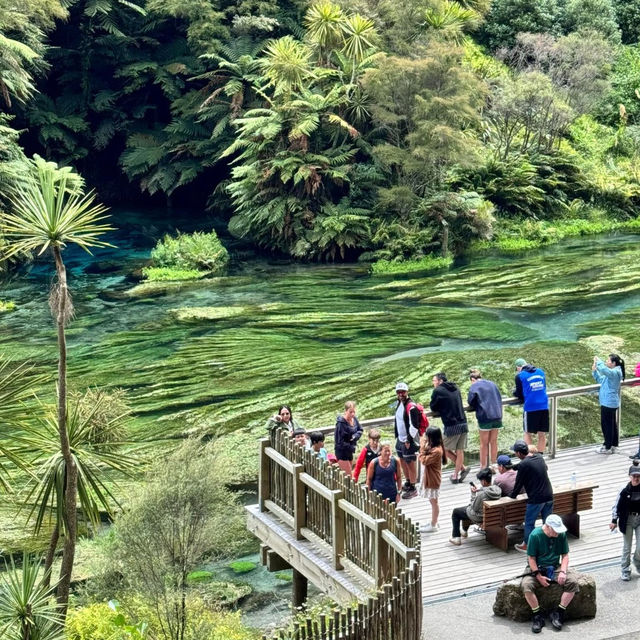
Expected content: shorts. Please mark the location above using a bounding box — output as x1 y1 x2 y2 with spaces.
478 420 502 431
523 409 549 434
521 567 580 594
335 446 353 462
444 432 468 452
419 487 440 500
396 437 419 462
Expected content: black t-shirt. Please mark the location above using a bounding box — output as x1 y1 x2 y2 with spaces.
630 484 640 513
510 454 553 503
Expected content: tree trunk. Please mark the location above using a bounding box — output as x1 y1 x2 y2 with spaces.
441 220 449 258
42 522 60 590
52 245 78 617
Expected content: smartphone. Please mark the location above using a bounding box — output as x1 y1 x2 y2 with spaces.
469 481 476 488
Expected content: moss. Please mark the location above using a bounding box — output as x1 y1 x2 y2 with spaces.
228 560 257 574
275 571 292 582
370 255 453 275
186 570 214 584
141 267 205 281
0 300 16 312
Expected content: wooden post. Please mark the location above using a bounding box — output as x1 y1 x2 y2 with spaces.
258 438 270 512
549 396 558 459
373 518 388 587
292 463 305 540
330 489 344 570
292 568 308 608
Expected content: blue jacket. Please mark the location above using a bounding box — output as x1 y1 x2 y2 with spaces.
514 365 548 412
334 416 363 453
592 360 622 408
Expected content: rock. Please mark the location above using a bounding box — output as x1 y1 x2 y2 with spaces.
84 260 122 275
493 573 596 622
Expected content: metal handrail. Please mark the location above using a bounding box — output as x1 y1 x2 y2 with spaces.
313 377 640 459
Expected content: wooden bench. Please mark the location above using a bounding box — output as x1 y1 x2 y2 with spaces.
474 482 598 552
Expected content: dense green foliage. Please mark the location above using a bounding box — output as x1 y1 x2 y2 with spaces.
2 0 640 266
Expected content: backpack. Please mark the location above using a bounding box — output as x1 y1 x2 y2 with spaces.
406 401 429 436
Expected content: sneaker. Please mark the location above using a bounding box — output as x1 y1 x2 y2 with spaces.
401 487 418 500
531 613 545 634
515 542 528 553
550 609 564 630
459 466 471 482
611 446 619 453
595 445 612 454
629 451 640 460
402 480 411 490
448 537 461 546
621 572 631 582
420 523 439 533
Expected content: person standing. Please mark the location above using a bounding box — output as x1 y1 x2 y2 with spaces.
418 426 447 533
265 405 301 435
334 401 363 475
521 514 583 633
352 429 381 482
514 358 549 454
467 369 503 469
366 442 402 504
510 439 554 553
430 372 469 483
592 353 625 454
610 461 640 581
393 382 421 499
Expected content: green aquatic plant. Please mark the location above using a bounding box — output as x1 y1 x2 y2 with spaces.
0 300 16 312
148 231 229 276
186 571 214 584
370 255 453 275
228 561 257 574
141 267 204 282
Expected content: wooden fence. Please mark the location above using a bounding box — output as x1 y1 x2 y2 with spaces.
259 428 422 640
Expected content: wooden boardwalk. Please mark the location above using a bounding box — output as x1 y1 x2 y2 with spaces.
398 437 639 602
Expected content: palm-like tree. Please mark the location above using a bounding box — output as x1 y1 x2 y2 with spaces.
0 553 63 640
423 0 480 45
0 154 112 614
14 395 138 585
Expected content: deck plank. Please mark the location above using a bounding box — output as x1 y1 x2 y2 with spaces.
398 438 638 599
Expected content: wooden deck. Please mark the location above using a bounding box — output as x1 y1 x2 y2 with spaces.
398 437 639 601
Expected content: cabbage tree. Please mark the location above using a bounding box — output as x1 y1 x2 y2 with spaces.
0 154 112 614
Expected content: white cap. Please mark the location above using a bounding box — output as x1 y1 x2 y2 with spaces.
395 382 409 392
545 514 567 534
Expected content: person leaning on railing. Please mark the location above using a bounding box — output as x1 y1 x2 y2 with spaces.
592 354 625 455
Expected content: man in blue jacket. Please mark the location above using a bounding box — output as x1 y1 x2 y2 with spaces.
514 358 549 455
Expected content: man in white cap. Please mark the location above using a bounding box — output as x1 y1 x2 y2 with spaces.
520 514 582 633
393 382 421 499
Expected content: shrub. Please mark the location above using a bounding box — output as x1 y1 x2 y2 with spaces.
66 603 129 640
148 231 229 274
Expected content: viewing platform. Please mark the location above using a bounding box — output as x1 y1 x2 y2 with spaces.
400 438 638 602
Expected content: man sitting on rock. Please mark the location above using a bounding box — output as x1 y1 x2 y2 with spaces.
521 514 582 633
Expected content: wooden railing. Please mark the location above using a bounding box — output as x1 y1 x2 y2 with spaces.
312 377 640 459
259 428 422 640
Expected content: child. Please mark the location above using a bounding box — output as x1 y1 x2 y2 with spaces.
610 460 640 581
352 428 382 481
309 431 328 461
418 426 447 533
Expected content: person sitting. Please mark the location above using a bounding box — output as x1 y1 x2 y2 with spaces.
449 467 501 545
494 454 518 496
352 429 381 481
309 431 328 461
521 514 583 633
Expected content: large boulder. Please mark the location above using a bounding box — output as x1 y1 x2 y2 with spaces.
493 573 596 622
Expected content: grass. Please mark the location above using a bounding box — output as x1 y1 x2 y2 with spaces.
141 266 205 281
370 255 453 275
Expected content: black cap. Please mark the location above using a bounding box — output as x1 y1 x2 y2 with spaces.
511 439 529 455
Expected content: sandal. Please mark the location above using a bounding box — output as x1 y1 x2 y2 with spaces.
459 467 470 482
450 476 459 484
